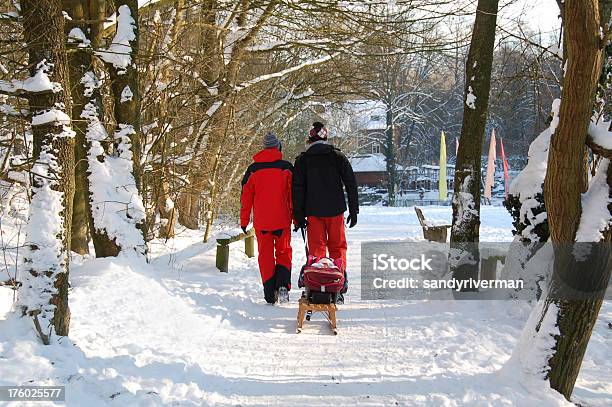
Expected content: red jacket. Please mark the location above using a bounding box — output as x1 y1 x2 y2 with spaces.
240 148 293 231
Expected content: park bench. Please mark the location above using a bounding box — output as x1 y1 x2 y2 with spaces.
414 206 451 243
216 228 256 272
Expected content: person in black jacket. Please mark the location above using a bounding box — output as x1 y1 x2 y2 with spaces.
293 122 358 297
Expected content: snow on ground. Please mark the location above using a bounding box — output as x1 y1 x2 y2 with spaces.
0 289 12 320
0 206 610 406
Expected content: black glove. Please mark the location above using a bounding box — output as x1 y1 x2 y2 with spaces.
346 213 357 228
241 225 248 234
293 218 308 232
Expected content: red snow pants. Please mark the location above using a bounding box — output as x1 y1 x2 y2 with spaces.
306 214 347 270
256 227 292 302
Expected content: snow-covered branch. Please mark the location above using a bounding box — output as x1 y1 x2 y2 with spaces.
96 5 136 73
586 118 612 158
0 61 62 96
236 53 336 91
575 159 612 241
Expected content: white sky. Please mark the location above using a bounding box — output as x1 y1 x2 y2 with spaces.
502 0 561 38
137 0 563 44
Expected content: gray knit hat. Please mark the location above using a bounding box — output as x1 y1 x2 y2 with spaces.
263 132 280 149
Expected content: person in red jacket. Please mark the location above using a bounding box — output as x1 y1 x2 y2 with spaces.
240 133 293 304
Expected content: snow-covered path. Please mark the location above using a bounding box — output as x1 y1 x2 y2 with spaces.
0 206 610 406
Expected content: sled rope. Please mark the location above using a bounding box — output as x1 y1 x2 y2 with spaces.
300 227 309 258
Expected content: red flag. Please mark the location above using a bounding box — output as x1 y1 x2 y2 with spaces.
500 137 510 197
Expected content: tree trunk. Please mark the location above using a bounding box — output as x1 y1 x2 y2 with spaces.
451 0 499 244
449 0 498 289
544 4 603 243
63 0 90 255
109 0 143 189
540 0 608 399
146 0 185 239
176 186 202 230
107 0 147 245
155 164 176 239
178 105 228 230
84 0 119 257
62 0 122 258
19 0 75 339
202 152 221 242
87 0 147 255
385 105 397 206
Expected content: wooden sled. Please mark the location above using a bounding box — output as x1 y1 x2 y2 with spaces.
296 296 338 335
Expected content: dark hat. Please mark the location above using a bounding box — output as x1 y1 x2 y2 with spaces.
308 122 328 143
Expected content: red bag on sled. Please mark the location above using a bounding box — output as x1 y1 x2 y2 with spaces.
299 256 345 303
297 228 345 303
303 256 345 293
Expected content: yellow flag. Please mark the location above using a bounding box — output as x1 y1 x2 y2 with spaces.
439 131 447 201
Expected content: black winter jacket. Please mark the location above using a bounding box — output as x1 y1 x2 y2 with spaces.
292 142 359 221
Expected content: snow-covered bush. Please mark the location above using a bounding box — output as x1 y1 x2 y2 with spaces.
504 100 560 244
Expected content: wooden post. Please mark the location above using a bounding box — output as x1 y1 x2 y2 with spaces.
245 234 255 258
216 229 255 272
480 257 498 281
216 244 229 272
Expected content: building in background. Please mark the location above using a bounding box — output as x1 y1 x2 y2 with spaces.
349 153 402 188
406 164 455 191
350 154 455 192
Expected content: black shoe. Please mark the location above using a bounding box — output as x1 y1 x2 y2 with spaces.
264 278 278 304
265 291 278 304
335 293 344 305
275 265 291 288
